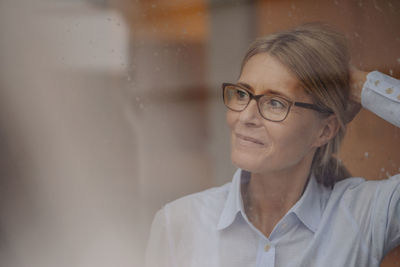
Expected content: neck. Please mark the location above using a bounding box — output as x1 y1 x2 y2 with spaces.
242 153 314 237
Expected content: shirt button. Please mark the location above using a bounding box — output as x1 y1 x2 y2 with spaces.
385 88 393 94
264 244 271 252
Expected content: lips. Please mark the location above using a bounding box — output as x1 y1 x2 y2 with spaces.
236 133 265 145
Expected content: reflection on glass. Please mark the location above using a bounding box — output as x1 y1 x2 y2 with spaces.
0 0 399 266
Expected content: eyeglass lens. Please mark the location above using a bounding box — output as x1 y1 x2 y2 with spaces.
224 85 290 121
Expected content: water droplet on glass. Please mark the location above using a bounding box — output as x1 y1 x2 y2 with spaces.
380 167 385 172
389 69 393 75
397 58 400 64
139 103 144 109
151 4 157 8
364 152 369 158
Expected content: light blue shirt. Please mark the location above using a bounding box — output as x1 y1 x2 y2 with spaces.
362 71 400 127
146 169 400 267
146 71 400 267
218 170 400 267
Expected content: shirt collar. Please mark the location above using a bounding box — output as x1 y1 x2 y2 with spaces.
289 173 330 232
216 169 330 233
216 169 246 230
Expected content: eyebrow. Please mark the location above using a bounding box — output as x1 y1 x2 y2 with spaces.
237 82 293 100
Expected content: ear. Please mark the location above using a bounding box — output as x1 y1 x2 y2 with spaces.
313 115 340 148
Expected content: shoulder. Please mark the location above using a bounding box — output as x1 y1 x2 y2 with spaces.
333 174 400 195
161 182 231 226
165 182 230 209
331 174 400 213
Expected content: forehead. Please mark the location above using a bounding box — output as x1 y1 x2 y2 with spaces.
239 53 309 101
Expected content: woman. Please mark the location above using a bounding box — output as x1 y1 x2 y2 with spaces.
146 24 400 267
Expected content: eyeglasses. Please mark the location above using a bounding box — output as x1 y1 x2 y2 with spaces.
222 83 332 122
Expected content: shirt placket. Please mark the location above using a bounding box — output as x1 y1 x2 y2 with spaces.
256 238 275 267
252 213 295 267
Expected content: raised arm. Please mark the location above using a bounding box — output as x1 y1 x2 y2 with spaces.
347 69 400 256
346 68 400 127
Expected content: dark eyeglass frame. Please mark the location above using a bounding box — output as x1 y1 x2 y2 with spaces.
222 82 332 122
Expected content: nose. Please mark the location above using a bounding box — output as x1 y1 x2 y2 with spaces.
238 99 263 126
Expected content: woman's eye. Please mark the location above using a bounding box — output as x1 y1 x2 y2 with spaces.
235 89 248 100
269 99 285 108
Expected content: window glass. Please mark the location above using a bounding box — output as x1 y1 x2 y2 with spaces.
0 0 399 266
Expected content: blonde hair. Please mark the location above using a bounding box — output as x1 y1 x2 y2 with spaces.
241 23 351 187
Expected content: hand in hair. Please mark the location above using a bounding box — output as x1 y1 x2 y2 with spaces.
345 67 368 123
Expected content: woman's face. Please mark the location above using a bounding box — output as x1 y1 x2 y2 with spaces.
227 53 330 175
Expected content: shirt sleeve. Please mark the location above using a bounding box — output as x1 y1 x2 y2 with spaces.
372 174 400 256
361 71 400 127
145 208 175 267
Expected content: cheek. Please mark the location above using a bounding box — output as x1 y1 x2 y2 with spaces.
276 119 321 153
226 110 237 130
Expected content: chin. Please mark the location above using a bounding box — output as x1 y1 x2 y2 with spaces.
231 150 268 173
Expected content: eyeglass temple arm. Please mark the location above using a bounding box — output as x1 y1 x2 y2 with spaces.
294 102 332 114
